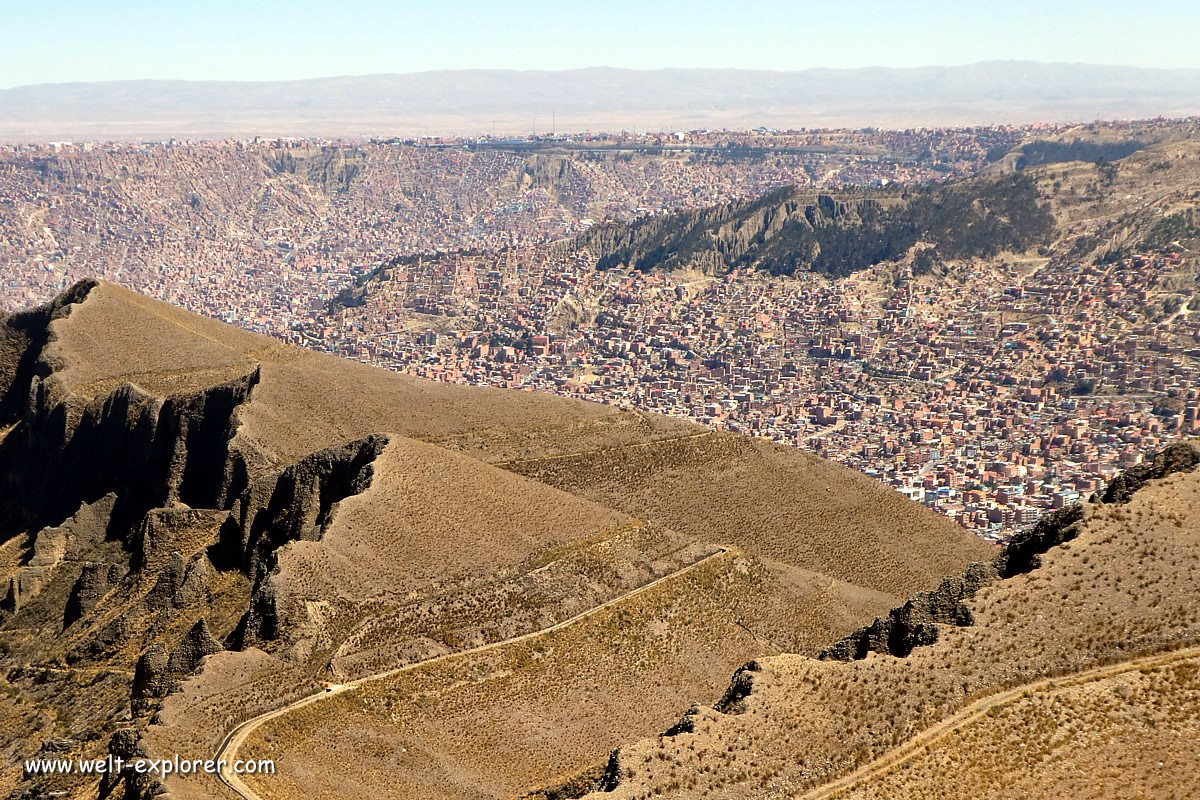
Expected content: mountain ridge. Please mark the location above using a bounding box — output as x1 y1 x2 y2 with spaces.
567 172 1056 276
0 279 991 800
5 62 1200 140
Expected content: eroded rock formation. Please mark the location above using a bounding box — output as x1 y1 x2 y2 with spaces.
821 443 1198 661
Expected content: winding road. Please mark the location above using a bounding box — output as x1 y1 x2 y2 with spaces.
214 545 731 799
795 644 1200 800
215 546 1200 800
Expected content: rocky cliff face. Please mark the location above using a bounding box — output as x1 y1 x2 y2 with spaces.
0 326 260 545
0 285 386 625
821 441 1199 662
0 279 94 423
567 173 1054 277
131 618 223 714
98 728 157 800
3 493 117 615
63 561 125 627
0 284 396 800
214 434 388 581
217 434 389 647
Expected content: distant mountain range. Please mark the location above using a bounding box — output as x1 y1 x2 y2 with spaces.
3 62 1200 141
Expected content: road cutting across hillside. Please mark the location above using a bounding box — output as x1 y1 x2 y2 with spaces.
215 544 732 800
797 644 1200 800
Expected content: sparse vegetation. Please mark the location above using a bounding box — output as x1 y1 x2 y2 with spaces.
576 173 1054 278
581 454 1200 799
0 281 991 800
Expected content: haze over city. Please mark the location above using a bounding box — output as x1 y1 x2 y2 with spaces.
5 0 1200 87
4 1 1200 139
2 4 1199 800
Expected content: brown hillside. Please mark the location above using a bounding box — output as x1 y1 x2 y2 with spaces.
0 280 993 800
51 281 695 464
504 432 992 598
837 651 1200 800
584 443 1200 800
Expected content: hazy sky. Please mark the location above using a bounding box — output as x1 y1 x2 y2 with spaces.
3 0 1198 88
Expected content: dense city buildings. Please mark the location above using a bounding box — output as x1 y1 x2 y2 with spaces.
2 122 1196 541
0 126 1023 314
320 243 1199 542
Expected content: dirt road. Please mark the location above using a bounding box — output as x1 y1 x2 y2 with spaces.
215 545 732 800
796 644 1200 800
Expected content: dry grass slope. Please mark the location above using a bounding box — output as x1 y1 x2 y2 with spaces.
837 652 1200 800
504 431 994 598
239 552 766 800
0 282 1010 800
585 456 1200 799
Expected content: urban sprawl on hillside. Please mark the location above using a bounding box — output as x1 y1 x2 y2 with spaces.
2 122 1197 541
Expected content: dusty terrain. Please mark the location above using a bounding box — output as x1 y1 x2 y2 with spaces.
0 281 988 800
580 444 1200 799
827 648 1200 800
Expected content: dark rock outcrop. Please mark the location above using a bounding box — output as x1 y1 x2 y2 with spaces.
992 503 1086 578
213 434 387 647
64 561 126 627
216 433 388 576
663 702 703 737
521 764 612 800
714 660 762 714
61 493 119 559
822 442 1200 662
38 736 75 754
564 668 759 800
2 568 52 613
130 644 170 716
131 618 222 714
235 576 285 647
598 749 626 793
166 618 222 675
131 508 229 571
99 727 162 800
1095 441 1200 504
821 561 997 661
142 552 188 613
0 279 96 425
158 368 261 511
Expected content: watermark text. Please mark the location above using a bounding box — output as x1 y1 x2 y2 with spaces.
25 754 274 777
